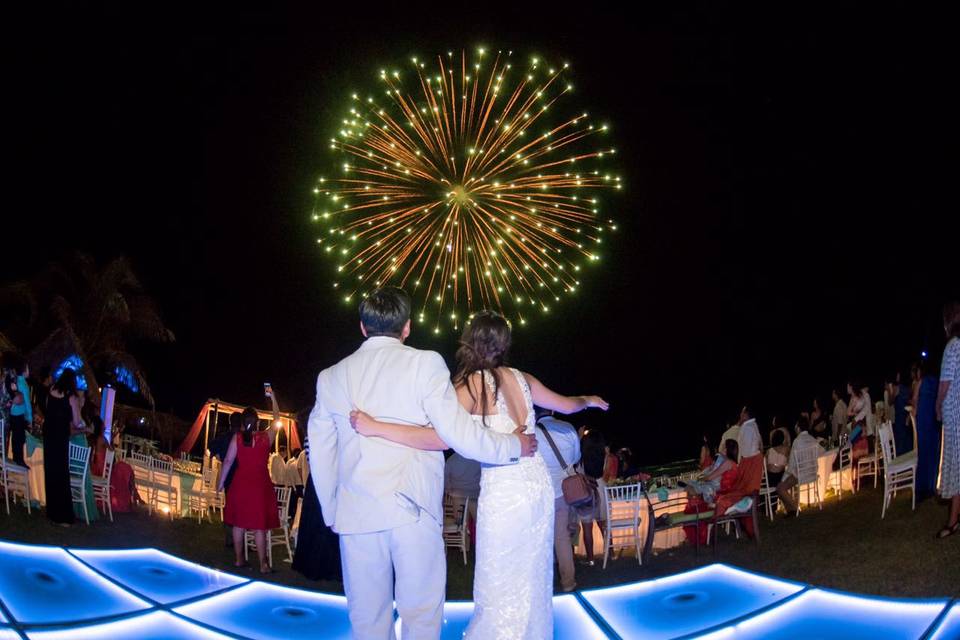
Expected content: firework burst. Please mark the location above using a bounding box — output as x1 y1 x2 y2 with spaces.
312 47 621 333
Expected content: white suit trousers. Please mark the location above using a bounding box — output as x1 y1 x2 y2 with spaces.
340 515 446 640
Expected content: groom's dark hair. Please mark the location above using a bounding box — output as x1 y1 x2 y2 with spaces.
360 287 411 337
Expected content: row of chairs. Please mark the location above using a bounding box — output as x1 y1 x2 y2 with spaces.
126 452 179 519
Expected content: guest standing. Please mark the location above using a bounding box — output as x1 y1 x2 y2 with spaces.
291 436 342 581
6 355 31 467
936 302 960 538
831 388 848 442
915 357 941 502
578 429 607 566
535 408 581 592
43 369 82 526
218 407 279 572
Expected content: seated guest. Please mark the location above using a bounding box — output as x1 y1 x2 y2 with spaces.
831 388 849 441
88 416 138 512
766 430 789 486
776 419 826 514
736 406 762 460
535 408 581 592
617 447 639 478
769 416 792 450
718 421 740 457
698 434 713 470
685 439 739 504
810 398 830 438
602 444 619 482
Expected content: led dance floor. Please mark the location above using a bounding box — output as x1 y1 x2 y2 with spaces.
0 540 957 639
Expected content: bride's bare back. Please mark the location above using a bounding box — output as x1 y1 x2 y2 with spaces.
456 367 530 429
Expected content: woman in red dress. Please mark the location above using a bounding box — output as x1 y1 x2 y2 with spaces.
218 407 279 573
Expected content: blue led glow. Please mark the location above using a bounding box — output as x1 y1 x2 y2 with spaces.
698 588 948 640
927 602 960 640
113 365 140 393
174 581 353 640
397 596 608 639
579 563 805 640
69 548 247 605
53 355 88 391
24 611 231 640
0 542 955 639
0 541 148 625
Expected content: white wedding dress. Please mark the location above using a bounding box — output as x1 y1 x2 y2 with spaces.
465 368 555 639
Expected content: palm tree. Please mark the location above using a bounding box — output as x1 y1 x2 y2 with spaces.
0 252 174 408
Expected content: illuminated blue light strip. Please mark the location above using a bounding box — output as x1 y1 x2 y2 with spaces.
24 611 231 640
579 563 805 640
922 600 960 640
0 541 956 639
696 588 949 640
68 548 248 605
0 541 148 626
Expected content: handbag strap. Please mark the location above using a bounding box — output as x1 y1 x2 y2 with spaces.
536 420 573 475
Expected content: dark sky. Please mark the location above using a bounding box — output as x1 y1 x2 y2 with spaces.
7 4 958 465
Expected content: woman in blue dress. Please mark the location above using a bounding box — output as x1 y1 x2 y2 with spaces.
914 358 941 502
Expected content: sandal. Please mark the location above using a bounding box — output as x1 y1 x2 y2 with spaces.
936 522 960 539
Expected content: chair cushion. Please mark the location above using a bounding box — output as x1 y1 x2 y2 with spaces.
3 462 29 473
665 510 715 525
723 497 753 516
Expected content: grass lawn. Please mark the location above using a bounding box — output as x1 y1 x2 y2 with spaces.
2 486 958 600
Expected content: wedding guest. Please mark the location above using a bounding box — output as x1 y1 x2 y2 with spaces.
766 430 789 487
889 371 913 454
718 421 740 456
602 443 619 482
578 429 607 566
936 301 960 538
617 447 639 478
831 388 848 441
736 406 762 460
847 381 872 457
535 408 581 592
6 355 31 467
915 356 941 502
219 407 279 572
684 439 738 504
810 398 830 439
291 435 342 581
769 416 792 450
776 419 825 514
43 369 83 526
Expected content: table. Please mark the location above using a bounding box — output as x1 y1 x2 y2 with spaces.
575 486 688 558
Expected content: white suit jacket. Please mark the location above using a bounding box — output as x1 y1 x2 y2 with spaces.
308 336 521 535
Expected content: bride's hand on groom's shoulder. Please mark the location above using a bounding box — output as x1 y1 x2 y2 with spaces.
349 409 377 436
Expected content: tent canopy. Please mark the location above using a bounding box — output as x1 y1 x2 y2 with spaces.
176 398 301 455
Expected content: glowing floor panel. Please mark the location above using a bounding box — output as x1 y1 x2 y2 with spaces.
69 548 247 604
579 564 804 639
0 540 956 639
926 602 960 640
25 611 231 640
697 589 949 640
174 582 353 640
399 595 608 639
0 541 148 625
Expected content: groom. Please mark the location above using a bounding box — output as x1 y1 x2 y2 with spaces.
308 287 537 639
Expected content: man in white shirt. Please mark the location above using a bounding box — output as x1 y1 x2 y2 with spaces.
775 421 826 514
736 406 762 460
535 408 581 592
719 422 740 456
308 287 537 639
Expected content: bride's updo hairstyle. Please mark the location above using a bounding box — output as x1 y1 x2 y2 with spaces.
453 311 512 427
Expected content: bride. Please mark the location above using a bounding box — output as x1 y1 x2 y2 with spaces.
351 311 608 638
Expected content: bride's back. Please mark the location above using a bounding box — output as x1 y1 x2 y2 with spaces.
456 367 533 435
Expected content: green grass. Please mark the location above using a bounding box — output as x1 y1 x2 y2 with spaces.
2 486 958 600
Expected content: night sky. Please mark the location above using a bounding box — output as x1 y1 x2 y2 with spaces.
7 4 957 465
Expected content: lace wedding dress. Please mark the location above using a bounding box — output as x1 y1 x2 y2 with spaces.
465 368 555 639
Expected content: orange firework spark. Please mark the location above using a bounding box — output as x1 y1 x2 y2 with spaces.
312 47 621 333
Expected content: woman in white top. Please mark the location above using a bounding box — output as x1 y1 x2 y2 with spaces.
351 311 608 638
